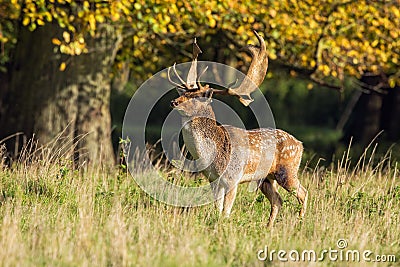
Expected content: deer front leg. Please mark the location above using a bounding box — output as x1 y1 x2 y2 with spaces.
222 185 238 217
211 182 225 214
260 178 283 228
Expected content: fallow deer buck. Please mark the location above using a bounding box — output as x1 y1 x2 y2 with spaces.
168 31 308 228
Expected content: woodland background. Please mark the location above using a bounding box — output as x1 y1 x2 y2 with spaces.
0 1 399 266
0 0 399 165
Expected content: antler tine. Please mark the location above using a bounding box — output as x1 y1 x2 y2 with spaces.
198 66 208 81
226 78 239 88
196 66 209 91
253 30 266 52
173 63 190 89
167 66 185 89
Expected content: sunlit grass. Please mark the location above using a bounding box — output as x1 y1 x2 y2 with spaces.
0 141 399 266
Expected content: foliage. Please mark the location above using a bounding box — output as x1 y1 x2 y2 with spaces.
1 0 399 87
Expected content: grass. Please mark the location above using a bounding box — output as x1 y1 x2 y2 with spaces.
0 142 399 266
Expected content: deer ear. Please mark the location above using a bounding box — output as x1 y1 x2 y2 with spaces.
204 89 213 99
176 87 186 95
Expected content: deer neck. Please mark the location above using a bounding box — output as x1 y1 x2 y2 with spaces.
181 113 220 160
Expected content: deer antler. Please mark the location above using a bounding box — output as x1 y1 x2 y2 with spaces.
187 38 202 89
167 64 185 89
167 31 268 105
167 38 202 92
214 30 269 106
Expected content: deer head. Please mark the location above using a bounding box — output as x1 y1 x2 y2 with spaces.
170 84 214 117
168 31 269 108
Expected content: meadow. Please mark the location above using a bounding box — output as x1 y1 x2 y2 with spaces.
0 142 399 266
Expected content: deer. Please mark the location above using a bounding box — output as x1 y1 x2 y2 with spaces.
168 31 308 228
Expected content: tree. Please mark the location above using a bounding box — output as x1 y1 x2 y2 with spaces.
0 0 399 163
0 1 121 164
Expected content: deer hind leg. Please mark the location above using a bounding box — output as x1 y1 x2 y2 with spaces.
260 178 283 228
275 165 308 219
296 184 308 218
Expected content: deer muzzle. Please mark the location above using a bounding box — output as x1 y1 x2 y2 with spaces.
171 100 179 108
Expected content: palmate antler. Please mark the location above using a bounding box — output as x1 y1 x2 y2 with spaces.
227 31 268 105
168 31 269 106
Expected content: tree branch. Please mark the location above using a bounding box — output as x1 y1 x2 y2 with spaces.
310 74 343 91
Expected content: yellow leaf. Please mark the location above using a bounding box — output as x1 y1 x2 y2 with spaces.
269 52 277 60
388 78 395 88
307 83 314 90
88 14 96 29
209 18 216 28
111 12 120 21
133 49 141 57
390 30 398 39
63 31 70 43
237 25 245 35
22 17 30 26
37 19 45 26
60 44 68 54
95 14 105 23
322 64 330 76
168 24 176 33
59 62 66 71
392 6 400 18
52 38 62 45
75 46 82 55
133 35 139 45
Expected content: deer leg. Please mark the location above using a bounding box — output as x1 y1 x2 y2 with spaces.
296 184 308 218
275 165 308 219
222 185 238 217
260 178 283 228
211 182 225 214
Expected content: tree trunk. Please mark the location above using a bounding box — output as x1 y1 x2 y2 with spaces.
1 22 116 165
381 85 400 141
345 75 383 146
360 91 383 145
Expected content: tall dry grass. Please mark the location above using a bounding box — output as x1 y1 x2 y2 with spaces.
0 138 399 266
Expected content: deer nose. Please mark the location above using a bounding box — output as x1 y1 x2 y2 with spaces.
170 100 178 108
